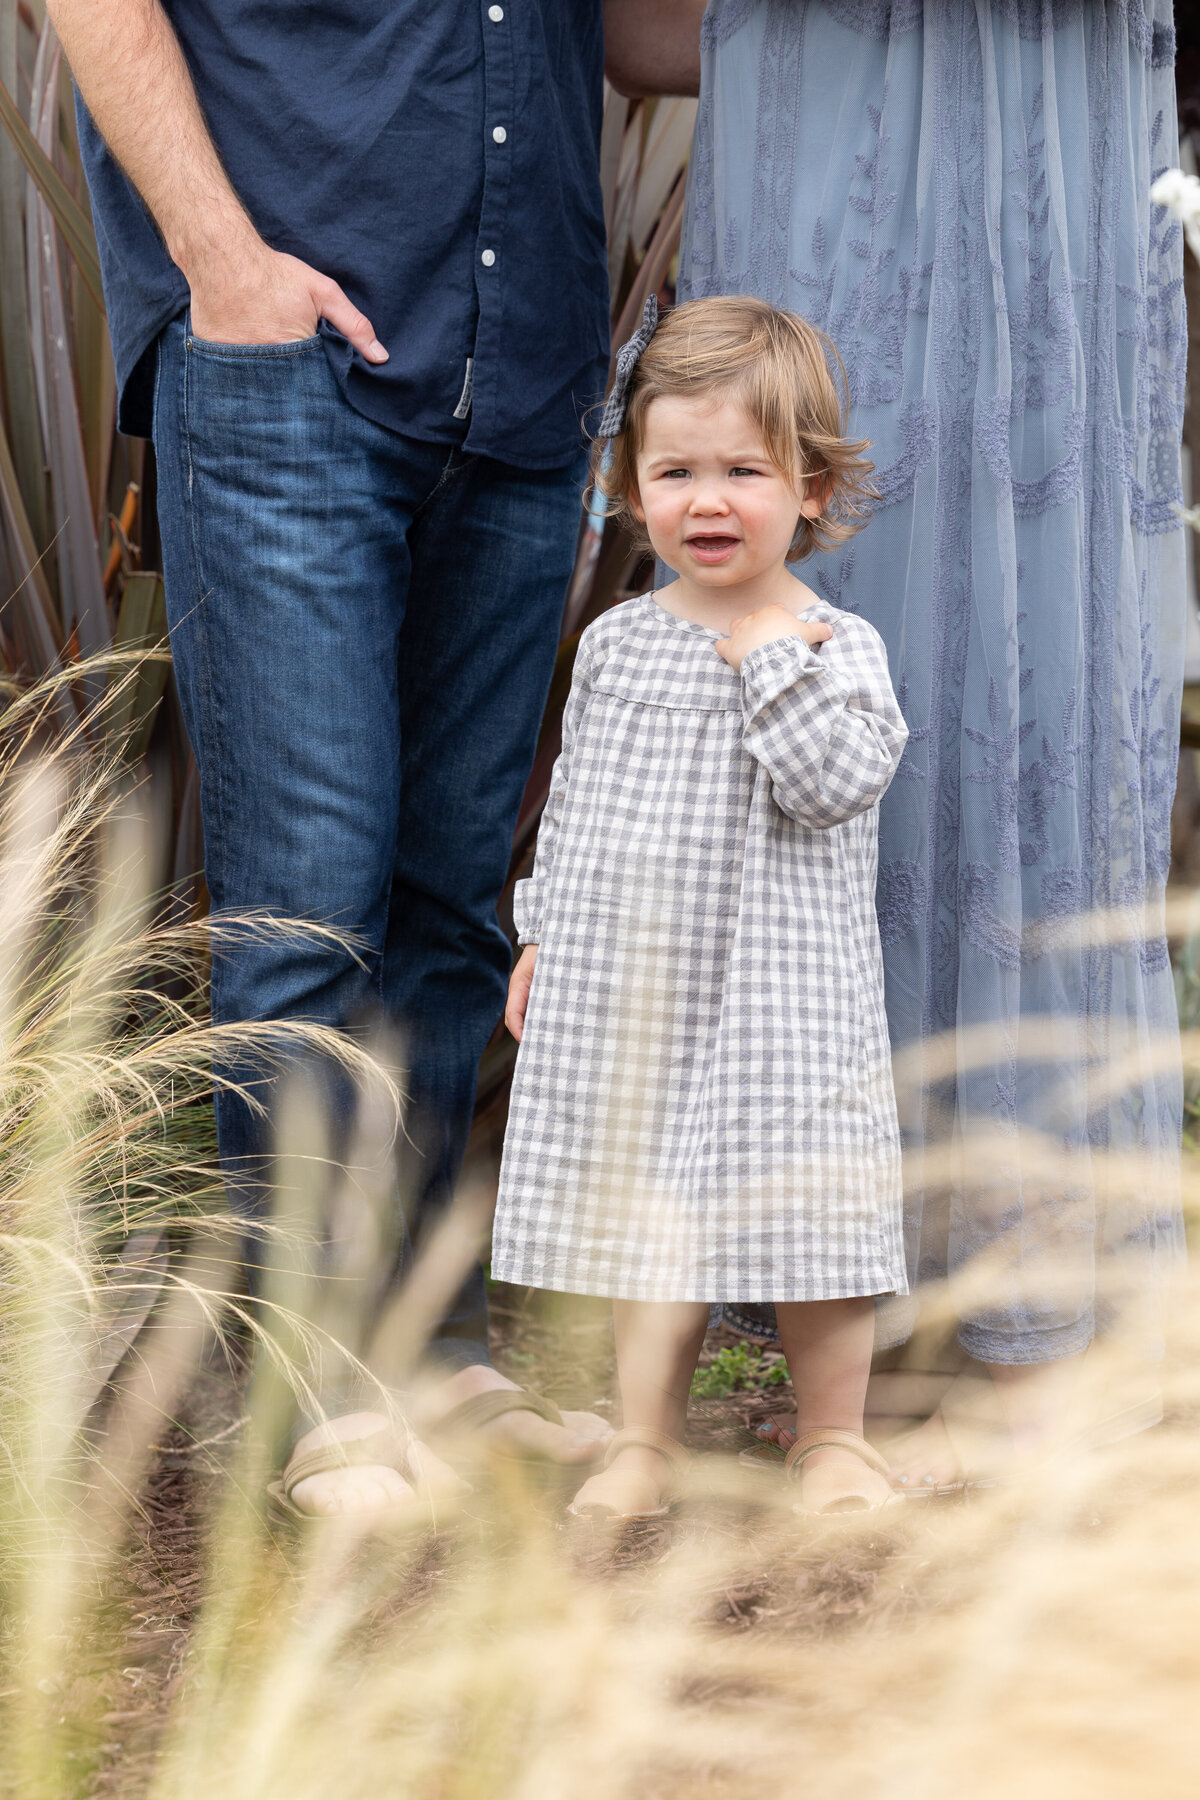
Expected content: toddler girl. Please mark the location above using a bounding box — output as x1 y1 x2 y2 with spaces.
491 296 909 1518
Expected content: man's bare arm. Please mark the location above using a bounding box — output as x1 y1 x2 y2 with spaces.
603 0 704 99
47 0 387 358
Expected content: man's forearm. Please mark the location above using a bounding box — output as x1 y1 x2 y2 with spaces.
603 0 704 100
48 0 256 281
47 0 386 354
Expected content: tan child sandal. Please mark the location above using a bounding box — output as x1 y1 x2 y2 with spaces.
784 1428 903 1516
567 1425 689 1522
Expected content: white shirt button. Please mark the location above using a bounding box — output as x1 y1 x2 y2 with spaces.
488 5 504 19
492 125 507 144
481 248 496 267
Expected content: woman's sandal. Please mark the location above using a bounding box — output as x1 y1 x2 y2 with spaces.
566 1425 690 1522
784 1428 903 1516
268 1424 463 1527
893 1383 1165 1500
738 1416 793 1472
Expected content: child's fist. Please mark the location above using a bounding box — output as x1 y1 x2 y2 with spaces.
714 605 833 671
505 944 539 1042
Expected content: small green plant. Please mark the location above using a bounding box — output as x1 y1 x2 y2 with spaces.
690 1342 789 1399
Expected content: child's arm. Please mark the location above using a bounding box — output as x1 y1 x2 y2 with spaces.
506 638 598 1041
737 610 908 828
511 637 594 946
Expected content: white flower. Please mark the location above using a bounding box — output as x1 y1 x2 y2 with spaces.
1150 167 1200 263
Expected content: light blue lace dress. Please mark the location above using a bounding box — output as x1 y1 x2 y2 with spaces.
679 0 1187 1362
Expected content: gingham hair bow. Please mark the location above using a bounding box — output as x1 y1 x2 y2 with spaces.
597 294 659 439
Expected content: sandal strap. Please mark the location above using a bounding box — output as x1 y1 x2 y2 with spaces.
603 1426 689 1472
279 1426 413 1497
434 1386 565 1438
783 1429 891 1483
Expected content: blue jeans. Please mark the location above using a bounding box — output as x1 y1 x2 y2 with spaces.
153 318 584 1370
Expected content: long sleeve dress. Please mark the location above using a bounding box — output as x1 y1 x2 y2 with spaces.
490 594 910 1303
678 0 1187 1360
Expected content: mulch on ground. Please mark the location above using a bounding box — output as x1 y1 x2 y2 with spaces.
86 1281 929 1795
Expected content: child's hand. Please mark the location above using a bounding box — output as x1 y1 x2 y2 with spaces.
505 944 539 1042
715 605 833 672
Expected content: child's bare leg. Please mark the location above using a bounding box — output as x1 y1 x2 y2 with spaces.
775 1297 893 1511
570 1300 709 1517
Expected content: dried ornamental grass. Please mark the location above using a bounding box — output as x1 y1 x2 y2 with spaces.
2 672 1200 1800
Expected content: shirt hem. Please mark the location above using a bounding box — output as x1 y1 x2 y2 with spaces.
488 1261 910 1305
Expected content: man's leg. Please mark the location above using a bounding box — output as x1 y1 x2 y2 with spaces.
153 321 492 1513
153 319 444 1209
384 448 610 1458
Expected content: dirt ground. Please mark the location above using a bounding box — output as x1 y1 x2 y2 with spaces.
88 1280 928 1795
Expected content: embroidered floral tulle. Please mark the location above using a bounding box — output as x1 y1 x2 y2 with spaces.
681 0 1186 1362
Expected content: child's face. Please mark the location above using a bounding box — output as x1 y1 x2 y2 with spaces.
630 394 822 589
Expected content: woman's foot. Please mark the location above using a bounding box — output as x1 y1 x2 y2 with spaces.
569 1443 674 1520
888 1407 964 1493
424 1364 612 1465
888 1356 1088 1492
286 1411 466 1517
754 1414 797 1454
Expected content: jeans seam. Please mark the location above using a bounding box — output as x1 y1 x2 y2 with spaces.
178 331 229 914
411 444 475 524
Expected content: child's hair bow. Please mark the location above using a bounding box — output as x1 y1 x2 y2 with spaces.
597 294 659 440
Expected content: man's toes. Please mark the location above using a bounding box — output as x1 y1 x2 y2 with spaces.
558 1410 614 1456
562 1409 613 1441
289 1466 415 1517
407 1440 471 1498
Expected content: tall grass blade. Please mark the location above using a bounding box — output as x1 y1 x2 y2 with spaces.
628 96 696 257
0 408 66 676
0 66 105 310
0 0 48 551
81 1224 169 1403
105 573 168 763
27 24 111 672
601 88 631 285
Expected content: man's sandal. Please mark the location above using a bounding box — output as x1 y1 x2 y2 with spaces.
268 1424 461 1527
566 1426 689 1522
430 1386 570 1461
784 1428 903 1516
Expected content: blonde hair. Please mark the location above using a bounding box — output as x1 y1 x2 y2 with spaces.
592 296 875 561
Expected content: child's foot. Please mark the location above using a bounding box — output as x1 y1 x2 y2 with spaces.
569 1444 676 1521
791 1442 896 1514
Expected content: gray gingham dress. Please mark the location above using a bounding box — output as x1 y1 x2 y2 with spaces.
491 594 910 1303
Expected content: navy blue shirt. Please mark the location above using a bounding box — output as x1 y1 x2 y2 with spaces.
78 1 610 468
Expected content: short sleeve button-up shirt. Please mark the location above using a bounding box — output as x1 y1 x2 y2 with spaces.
78 0 610 469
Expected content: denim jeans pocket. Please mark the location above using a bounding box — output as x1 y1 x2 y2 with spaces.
181 327 340 604
186 332 323 359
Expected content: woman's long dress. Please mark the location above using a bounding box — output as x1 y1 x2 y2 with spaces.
678 0 1188 1362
